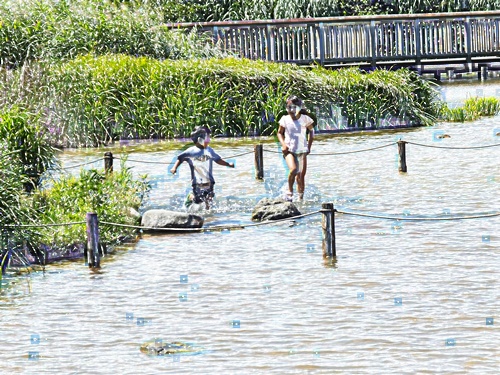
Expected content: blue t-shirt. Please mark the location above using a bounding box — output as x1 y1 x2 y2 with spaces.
177 146 222 186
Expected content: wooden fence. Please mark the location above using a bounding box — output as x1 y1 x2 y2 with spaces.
168 11 500 69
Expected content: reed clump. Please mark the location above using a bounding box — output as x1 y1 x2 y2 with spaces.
32 161 149 248
0 0 225 68
154 0 500 22
3 55 440 147
441 97 500 122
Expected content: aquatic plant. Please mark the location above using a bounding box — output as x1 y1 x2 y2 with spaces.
0 106 59 191
148 0 500 22
32 159 149 248
441 96 500 122
0 145 39 276
16 54 440 146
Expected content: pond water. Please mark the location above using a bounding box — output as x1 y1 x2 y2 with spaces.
1 80 499 374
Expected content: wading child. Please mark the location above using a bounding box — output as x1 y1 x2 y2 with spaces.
170 126 234 209
277 95 315 201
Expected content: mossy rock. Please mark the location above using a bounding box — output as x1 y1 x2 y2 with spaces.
140 340 204 356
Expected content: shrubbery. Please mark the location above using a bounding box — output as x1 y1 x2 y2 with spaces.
2 55 441 147
0 0 226 68
32 162 148 248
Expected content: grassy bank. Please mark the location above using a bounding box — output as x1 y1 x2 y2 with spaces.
0 0 225 68
0 158 149 273
1 55 442 147
0 108 149 274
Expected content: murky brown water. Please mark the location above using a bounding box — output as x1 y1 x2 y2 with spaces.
1 81 499 374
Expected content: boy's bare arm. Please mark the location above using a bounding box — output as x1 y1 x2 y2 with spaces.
215 159 235 168
170 159 182 174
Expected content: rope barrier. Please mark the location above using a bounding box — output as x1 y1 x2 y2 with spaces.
224 150 254 158
336 209 500 221
119 150 254 165
100 210 321 232
0 221 86 229
119 157 171 165
61 158 103 170
2 208 496 231
406 141 500 150
263 142 395 156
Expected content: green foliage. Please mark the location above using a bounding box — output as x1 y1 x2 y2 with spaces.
145 0 499 22
441 96 500 122
0 106 59 189
22 55 440 146
32 161 149 248
0 0 226 68
0 147 33 226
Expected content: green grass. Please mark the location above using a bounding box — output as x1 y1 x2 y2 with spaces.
1 55 441 147
0 0 227 68
441 96 500 122
32 160 149 249
151 0 500 22
0 106 59 190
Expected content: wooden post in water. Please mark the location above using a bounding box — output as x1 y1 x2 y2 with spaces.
397 140 407 173
254 144 264 179
321 203 336 258
478 65 488 81
104 152 113 175
86 213 100 268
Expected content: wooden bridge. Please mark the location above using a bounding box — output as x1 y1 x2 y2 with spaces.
170 11 500 76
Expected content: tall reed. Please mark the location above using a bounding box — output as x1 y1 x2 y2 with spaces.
441 96 500 122
5 55 439 147
153 0 500 22
0 0 226 68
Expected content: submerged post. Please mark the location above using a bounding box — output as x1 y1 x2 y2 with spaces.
104 152 113 175
397 140 407 173
86 213 100 268
321 203 336 257
254 144 264 179
478 65 488 80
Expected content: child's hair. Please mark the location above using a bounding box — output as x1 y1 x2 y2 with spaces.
190 126 211 144
286 95 303 107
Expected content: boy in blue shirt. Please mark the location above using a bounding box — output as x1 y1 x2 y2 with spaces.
170 126 234 209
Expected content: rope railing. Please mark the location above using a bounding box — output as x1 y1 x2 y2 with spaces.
406 141 500 150
336 209 500 221
61 158 103 170
100 209 321 232
0 221 86 229
2 203 498 272
56 137 499 179
263 142 396 155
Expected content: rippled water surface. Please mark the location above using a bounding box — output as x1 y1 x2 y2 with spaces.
1 81 499 374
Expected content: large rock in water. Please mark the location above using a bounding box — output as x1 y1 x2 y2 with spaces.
141 209 204 229
251 198 301 222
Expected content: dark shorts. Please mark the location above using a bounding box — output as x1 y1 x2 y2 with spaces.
185 183 214 206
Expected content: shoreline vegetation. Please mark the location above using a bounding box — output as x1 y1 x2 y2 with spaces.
1 0 499 274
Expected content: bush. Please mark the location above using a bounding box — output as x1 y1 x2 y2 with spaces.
0 0 226 68
441 96 500 122
18 54 440 147
0 106 59 190
32 161 149 248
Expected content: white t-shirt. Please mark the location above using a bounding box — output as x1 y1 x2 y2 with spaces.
279 114 314 153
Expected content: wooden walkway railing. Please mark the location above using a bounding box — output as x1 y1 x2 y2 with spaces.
168 11 500 70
